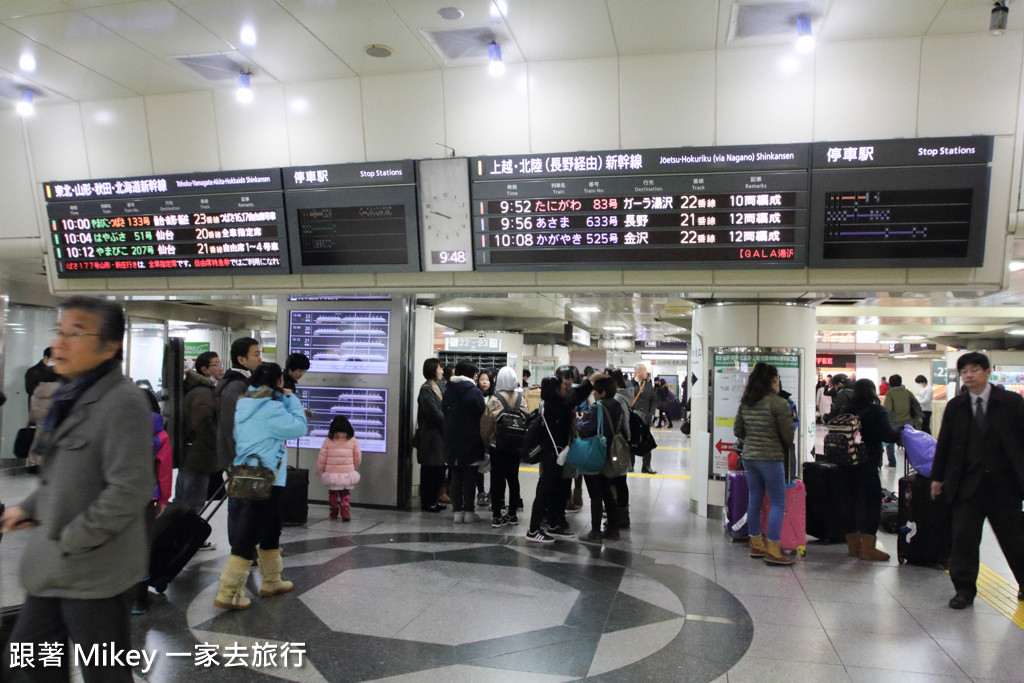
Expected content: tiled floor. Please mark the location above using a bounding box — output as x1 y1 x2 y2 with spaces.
2 426 1023 682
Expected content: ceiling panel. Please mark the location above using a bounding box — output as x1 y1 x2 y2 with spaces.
0 1 72 19
84 0 233 58
279 0 436 76
173 0 355 82
819 0 944 41
385 0 522 69
501 0 617 62
608 0 719 54
6 9 205 95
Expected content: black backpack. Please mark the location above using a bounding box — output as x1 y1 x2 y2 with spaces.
494 393 528 454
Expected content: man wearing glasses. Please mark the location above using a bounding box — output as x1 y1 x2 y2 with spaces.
1 296 153 682
174 352 224 533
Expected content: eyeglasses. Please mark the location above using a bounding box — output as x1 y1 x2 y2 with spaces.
50 328 101 340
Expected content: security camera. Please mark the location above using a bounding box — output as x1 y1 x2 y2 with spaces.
991 1 1009 35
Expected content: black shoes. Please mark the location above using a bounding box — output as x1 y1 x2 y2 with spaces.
422 504 446 513
641 467 658 475
948 593 974 610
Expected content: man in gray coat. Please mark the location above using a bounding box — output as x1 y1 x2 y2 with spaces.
632 363 658 474
1 296 153 682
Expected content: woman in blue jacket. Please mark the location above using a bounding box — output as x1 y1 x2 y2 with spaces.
215 363 307 610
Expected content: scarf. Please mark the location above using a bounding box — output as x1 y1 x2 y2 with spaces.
32 357 120 457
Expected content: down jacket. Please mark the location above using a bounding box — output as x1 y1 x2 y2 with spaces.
733 392 794 462
318 435 362 489
442 375 487 467
233 387 307 487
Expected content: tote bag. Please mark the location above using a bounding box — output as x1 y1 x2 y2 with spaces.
566 403 608 475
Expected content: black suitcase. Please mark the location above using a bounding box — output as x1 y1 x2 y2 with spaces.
802 461 846 543
148 488 225 592
897 472 950 568
281 467 309 526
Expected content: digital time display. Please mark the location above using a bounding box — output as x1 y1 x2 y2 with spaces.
430 249 468 265
43 169 289 278
470 145 809 270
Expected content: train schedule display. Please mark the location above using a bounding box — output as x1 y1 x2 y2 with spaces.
469 144 810 270
286 386 388 453
43 169 289 278
288 310 390 375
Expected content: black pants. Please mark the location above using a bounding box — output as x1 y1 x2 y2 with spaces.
420 465 445 509
228 486 284 559
450 465 477 512
922 411 932 435
529 457 567 532
949 471 1024 597
489 449 521 516
837 461 882 535
583 474 617 531
4 589 134 682
613 474 629 508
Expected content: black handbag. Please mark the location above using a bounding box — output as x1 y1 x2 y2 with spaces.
226 456 277 501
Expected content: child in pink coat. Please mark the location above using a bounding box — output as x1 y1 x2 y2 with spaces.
317 415 362 521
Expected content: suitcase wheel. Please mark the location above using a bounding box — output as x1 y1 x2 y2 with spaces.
797 546 806 556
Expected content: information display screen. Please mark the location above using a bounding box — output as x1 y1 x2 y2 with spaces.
43 170 288 278
288 310 390 375
286 386 388 453
284 161 420 274
470 145 809 270
809 136 991 268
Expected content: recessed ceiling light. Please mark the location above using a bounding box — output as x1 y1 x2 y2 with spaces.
603 325 626 331
571 306 600 313
438 305 470 313
438 7 464 20
901 335 926 341
240 25 257 46
19 53 35 72
1008 329 1024 336
364 44 393 58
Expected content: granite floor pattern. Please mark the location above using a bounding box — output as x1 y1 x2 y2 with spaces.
0 426 1022 682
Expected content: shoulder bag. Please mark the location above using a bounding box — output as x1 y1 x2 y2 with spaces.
227 455 278 501
566 403 608 475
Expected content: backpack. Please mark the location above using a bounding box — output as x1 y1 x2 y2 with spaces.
823 412 866 466
602 408 631 479
493 393 528 455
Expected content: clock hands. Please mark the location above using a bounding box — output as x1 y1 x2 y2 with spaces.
430 210 452 219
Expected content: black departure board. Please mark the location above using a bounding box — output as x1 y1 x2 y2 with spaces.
809 136 991 268
470 145 809 270
283 160 420 274
43 170 289 278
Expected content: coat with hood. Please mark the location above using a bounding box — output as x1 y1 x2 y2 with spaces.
215 368 250 471
182 369 218 473
317 434 362 489
442 375 487 467
233 387 307 487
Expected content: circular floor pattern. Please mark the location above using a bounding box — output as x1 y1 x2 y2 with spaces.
133 532 753 682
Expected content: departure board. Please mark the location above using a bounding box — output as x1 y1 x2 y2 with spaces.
283 160 420 274
286 386 388 453
809 136 991 268
288 309 390 375
43 170 288 278
470 144 809 270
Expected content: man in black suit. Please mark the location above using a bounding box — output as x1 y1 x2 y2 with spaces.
931 352 1024 609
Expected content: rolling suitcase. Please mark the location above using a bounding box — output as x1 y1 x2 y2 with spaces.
897 470 950 568
148 486 225 592
760 479 807 556
802 461 846 543
281 466 309 526
724 470 749 541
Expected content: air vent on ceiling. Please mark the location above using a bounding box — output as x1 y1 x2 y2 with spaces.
173 52 252 81
728 0 823 43
420 27 497 62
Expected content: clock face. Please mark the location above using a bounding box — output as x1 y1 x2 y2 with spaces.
418 159 473 272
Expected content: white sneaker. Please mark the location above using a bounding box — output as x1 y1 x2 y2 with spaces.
453 511 465 523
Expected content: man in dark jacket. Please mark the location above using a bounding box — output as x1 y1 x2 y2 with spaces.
1 296 153 683
824 374 854 423
631 363 657 473
931 352 1024 610
23 347 55 408
283 352 310 392
174 352 223 528
215 337 262 474
442 360 487 523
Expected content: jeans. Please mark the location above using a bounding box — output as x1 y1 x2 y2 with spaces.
450 466 477 512
228 486 284 559
838 461 883 535
744 459 787 541
4 590 134 682
489 449 521 515
885 442 897 467
173 468 209 512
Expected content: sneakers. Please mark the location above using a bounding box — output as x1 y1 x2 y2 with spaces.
476 491 489 506
199 541 217 551
505 512 519 525
526 529 555 544
544 524 577 540
463 511 480 523
581 531 603 544
565 503 581 514
491 515 506 528
453 511 465 523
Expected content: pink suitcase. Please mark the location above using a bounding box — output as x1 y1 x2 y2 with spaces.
760 480 807 556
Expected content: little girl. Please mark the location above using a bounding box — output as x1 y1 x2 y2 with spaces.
317 415 362 521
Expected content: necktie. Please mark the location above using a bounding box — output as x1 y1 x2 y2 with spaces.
975 396 985 433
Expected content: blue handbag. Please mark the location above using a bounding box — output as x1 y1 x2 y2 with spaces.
565 403 608 475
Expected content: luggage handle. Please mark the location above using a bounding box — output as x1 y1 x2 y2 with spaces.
197 481 228 521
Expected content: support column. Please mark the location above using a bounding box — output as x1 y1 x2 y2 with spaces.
688 302 817 519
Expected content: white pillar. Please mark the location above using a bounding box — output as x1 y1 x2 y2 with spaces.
689 302 817 519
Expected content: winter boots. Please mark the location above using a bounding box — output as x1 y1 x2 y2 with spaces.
858 534 891 562
762 539 794 566
214 554 253 610
845 533 861 557
257 548 294 597
749 534 767 559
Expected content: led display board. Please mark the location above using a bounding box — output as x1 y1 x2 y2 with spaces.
288 309 390 375
43 169 288 278
286 385 388 453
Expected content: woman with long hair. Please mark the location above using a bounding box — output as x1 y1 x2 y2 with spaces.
733 362 794 565
416 358 448 512
837 378 900 561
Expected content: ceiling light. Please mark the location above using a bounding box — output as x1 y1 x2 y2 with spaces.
438 305 471 313
603 325 626 331
571 306 601 313
488 41 505 76
364 44 393 58
901 335 926 341
19 53 35 72
613 332 633 338
795 15 815 52
991 1 1009 35
1010 261 1024 273
240 25 257 46
1008 329 1024 336
16 89 34 116
236 72 253 103
438 7 464 20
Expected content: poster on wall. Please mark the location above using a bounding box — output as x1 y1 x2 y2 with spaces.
691 334 705 400
710 349 800 478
